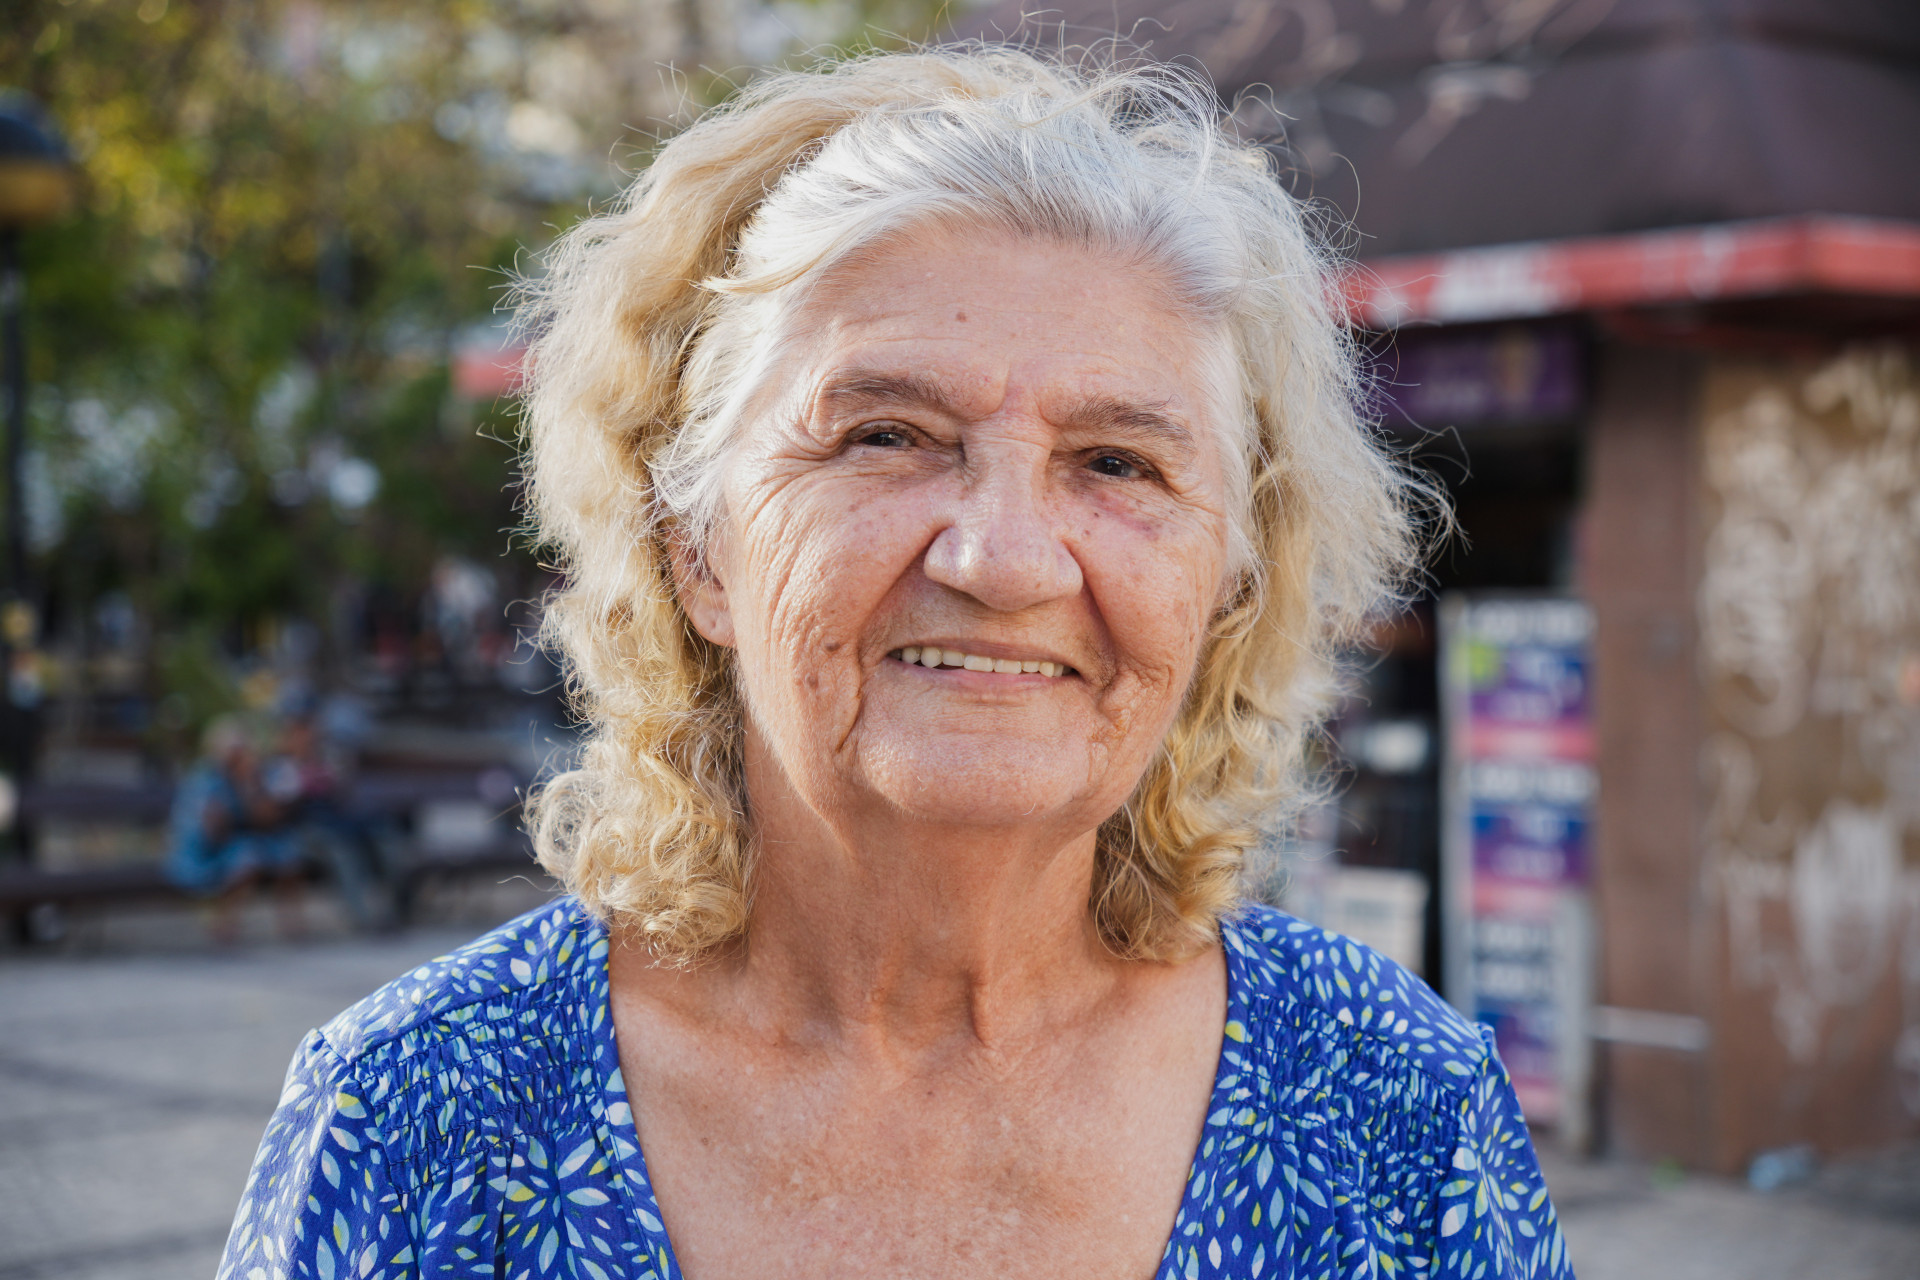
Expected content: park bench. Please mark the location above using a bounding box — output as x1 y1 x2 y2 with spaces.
0 773 543 942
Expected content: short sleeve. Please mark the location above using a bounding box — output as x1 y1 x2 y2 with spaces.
219 1030 414 1280
1429 1040 1575 1280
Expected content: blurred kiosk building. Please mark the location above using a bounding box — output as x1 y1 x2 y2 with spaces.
959 1 1920 1171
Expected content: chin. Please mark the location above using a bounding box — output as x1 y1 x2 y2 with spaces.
853 732 1107 830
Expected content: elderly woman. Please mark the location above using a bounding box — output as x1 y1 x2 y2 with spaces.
222 48 1570 1280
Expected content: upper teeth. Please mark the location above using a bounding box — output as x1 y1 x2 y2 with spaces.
893 647 1067 677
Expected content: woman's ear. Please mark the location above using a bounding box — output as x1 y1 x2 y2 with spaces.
668 533 736 648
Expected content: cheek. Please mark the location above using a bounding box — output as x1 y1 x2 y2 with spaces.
1083 505 1230 655
1077 513 1229 728
1107 581 1215 690
727 475 930 672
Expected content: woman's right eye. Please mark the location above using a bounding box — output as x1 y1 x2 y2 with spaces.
852 425 911 448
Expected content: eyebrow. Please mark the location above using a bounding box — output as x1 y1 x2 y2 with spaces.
813 370 957 419
812 369 1197 460
1055 395 1196 461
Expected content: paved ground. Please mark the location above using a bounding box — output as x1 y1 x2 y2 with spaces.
2 889 1916 1280
0 880 554 1280
1535 1146 1920 1280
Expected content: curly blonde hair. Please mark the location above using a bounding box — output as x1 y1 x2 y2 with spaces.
517 45 1424 963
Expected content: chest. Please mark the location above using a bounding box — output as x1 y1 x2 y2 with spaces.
626 1047 1208 1280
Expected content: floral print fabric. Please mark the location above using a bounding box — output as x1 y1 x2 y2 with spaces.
221 898 1573 1279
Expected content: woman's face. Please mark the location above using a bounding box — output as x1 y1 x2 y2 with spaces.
682 223 1238 839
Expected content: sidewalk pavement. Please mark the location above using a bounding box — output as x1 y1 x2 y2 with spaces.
1535 1144 1920 1280
1 894 1915 1280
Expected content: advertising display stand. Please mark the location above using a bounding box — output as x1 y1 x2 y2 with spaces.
1440 595 1597 1141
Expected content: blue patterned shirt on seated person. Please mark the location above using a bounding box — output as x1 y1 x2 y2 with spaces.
166 762 300 894
220 898 1575 1280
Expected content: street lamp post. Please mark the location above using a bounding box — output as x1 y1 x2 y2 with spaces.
3 228 31 616
0 93 75 866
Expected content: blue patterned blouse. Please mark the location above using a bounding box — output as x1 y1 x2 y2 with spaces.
221 897 1573 1280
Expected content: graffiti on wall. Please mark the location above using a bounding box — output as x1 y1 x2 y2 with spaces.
1699 346 1920 1115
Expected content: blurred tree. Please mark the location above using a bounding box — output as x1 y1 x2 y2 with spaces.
0 0 948 747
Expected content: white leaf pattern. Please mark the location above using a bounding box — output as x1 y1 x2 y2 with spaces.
218 899 1572 1280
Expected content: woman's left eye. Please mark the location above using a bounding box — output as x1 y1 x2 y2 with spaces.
1087 452 1146 480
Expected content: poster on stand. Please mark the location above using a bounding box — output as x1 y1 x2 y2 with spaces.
1440 595 1595 1126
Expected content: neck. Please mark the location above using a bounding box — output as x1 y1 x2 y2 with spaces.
624 729 1126 1059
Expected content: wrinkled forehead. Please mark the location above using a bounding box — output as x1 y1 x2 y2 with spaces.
756 224 1247 451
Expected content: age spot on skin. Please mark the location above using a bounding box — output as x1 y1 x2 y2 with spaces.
954 310 967 322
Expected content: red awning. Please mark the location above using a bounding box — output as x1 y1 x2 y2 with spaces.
1345 216 1920 330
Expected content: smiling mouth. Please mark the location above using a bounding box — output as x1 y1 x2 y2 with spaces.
891 646 1073 678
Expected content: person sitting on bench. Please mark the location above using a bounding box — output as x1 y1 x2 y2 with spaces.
166 715 304 941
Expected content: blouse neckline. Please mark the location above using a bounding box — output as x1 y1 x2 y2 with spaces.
585 910 1253 1278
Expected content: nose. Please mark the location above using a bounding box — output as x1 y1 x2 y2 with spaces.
922 440 1084 613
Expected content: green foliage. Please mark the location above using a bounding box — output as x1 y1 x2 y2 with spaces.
151 621 241 751
2 0 952 730
2 0 587 697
